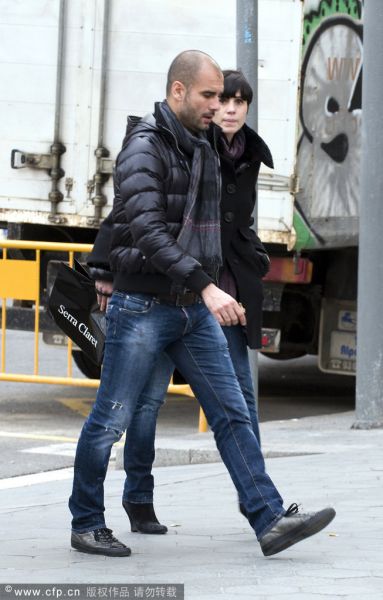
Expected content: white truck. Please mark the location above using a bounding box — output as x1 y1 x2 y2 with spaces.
0 0 363 376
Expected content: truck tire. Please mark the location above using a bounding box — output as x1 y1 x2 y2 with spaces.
261 350 306 361
72 350 101 380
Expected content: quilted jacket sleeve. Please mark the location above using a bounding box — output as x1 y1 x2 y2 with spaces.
86 211 114 282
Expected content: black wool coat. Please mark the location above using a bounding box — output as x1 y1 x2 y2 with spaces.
212 123 274 349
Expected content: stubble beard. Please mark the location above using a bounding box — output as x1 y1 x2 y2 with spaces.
178 98 205 134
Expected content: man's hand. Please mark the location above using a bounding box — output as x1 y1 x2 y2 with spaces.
95 280 113 312
201 283 246 327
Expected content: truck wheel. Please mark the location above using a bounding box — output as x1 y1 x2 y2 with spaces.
261 350 306 361
72 350 101 379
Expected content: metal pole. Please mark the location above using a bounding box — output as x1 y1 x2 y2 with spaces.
48 0 66 221
354 0 383 429
236 0 259 397
236 0 258 130
97 0 111 149
53 0 66 143
91 0 111 224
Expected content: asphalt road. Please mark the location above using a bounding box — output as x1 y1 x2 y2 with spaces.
0 331 355 479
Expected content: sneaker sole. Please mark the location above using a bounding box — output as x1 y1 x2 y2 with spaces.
71 540 131 557
262 508 336 557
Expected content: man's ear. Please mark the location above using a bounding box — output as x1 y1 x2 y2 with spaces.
170 80 186 103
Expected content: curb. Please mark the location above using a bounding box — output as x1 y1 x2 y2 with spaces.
115 446 221 469
115 446 318 469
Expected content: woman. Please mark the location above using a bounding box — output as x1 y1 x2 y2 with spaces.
207 69 273 444
89 69 273 534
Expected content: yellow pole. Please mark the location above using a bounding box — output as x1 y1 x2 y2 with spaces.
198 408 209 433
0 240 93 252
0 373 100 386
1 298 5 373
1 247 6 373
67 250 74 377
33 249 40 375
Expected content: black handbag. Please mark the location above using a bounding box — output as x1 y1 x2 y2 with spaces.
48 260 106 365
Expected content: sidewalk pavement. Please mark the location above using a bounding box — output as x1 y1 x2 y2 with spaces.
0 410 382 599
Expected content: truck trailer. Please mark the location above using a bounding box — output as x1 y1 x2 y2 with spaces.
0 0 363 377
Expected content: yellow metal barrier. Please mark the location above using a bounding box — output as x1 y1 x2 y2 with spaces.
0 239 209 432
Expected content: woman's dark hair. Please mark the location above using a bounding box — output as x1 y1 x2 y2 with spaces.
221 69 253 105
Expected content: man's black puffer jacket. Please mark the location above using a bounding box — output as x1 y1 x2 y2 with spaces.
110 104 212 295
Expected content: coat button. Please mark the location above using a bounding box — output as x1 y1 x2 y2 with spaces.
226 183 237 194
223 211 234 223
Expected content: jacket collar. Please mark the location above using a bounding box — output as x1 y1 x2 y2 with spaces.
242 123 274 169
120 108 273 169
208 122 273 169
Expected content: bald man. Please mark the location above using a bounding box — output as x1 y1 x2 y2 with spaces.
69 50 335 558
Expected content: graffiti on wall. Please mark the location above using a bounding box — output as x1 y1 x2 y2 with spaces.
296 0 363 228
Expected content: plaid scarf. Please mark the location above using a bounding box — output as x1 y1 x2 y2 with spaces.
158 102 222 286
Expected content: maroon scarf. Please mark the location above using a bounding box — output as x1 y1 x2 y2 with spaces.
219 128 246 161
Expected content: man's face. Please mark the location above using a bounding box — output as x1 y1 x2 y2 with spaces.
177 64 224 133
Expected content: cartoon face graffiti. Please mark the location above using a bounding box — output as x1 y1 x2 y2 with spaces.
297 16 363 221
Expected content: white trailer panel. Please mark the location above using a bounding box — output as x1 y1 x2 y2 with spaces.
0 0 301 243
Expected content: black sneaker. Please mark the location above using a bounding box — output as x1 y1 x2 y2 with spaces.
71 527 131 557
259 503 336 557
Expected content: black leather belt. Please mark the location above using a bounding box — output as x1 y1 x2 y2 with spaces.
154 291 201 307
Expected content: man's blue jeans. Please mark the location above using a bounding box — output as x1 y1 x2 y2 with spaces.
69 292 284 539
123 323 261 505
